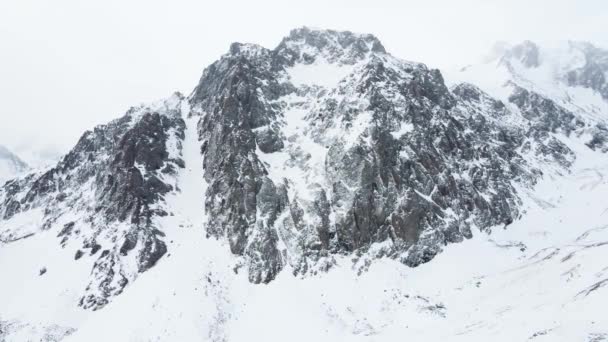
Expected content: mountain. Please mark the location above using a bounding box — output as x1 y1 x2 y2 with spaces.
0 145 29 185
453 40 608 152
1 29 607 341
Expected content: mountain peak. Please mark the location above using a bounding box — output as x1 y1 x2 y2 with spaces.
284 27 385 51
275 27 386 66
228 42 269 58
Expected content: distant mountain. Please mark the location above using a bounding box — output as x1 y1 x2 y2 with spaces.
1 30 607 341
495 40 608 102
14 145 64 170
0 145 29 184
451 40 608 153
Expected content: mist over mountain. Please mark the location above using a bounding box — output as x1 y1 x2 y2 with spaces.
0 145 29 185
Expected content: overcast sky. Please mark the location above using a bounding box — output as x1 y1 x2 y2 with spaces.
1 0 607 162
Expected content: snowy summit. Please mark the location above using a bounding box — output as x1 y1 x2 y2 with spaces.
1 27 608 341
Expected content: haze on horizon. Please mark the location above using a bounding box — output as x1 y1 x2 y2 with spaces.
1 0 606 163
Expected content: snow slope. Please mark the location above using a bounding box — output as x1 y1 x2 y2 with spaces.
63 114 239 341
43 135 608 341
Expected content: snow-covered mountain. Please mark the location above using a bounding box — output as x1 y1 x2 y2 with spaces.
452 40 608 152
1 29 607 341
0 145 29 185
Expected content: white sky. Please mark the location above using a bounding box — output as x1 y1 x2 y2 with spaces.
1 0 607 161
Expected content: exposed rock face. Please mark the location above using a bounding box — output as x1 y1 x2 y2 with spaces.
0 93 185 310
587 123 608 152
0 28 603 308
187 28 577 283
507 85 583 168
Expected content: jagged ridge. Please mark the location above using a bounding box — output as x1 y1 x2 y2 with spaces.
0 28 604 310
